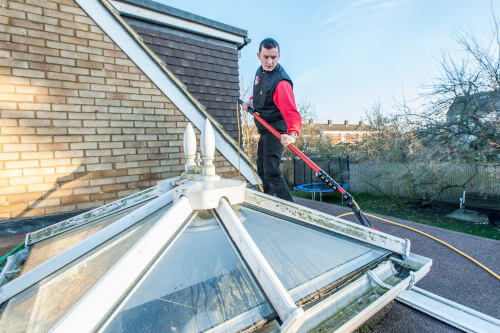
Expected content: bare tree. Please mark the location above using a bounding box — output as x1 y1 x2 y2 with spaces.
410 9 500 161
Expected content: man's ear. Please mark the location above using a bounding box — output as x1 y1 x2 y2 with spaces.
256 51 260 59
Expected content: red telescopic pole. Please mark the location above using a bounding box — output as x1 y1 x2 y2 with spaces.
238 99 371 227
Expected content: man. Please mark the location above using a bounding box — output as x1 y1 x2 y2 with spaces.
243 38 302 202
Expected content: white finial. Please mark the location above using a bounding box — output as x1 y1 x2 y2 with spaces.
201 118 215 176
183 123 196 172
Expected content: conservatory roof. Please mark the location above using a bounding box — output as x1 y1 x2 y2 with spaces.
0 120 432 332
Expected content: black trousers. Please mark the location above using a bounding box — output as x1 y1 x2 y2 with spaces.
257 131 294 202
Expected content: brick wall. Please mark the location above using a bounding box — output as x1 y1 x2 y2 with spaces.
0 0 238 221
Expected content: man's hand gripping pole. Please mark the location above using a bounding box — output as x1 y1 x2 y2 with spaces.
237 99 373 228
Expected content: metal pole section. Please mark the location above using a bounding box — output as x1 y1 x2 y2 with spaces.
237 100 372 228
216 198 303 323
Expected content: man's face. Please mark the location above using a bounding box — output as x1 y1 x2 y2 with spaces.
257 47 280 72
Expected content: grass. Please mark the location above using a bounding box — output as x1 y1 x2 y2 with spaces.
293 190 500 240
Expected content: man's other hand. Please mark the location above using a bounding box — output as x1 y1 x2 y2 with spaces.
281 134 296 146
242 100 253 112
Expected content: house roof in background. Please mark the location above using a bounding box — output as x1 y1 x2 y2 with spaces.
314 123 373 132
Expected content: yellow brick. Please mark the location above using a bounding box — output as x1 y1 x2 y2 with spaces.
2 143 37 152
23 167 55 176
0 152 19 161
28 198 60 208
1 127 36 135
20 136 52 145
43 8 73 21
40 158 71 167
19 119 51 127
18 103 51 111
55 165 85 174
54 150 83 158
0 185 25 195
86 163 112 171
0 118 17 126
27 29 59 42
5 159 38 168
10 176 43 185
44 204 76 215
0 135 19 143
0 93 34 102
27 183 53 192
28 45 59 56
21 151 53 159
0 169 22 177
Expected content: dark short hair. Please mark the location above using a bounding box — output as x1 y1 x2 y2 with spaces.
259 38 279 52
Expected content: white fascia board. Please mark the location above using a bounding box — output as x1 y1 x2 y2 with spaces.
76 0 257 184
52 196 193 332
245 189 409 255
110 0 245 45
0 190 175 306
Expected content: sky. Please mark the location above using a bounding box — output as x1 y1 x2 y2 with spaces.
156 0 498 124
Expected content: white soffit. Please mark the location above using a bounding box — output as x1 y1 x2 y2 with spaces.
110 0 245 45
75 0 257 184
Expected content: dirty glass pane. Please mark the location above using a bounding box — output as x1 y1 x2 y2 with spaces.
103 210 274 333
235 206 388 301
22 199 153 274
0 203 171 333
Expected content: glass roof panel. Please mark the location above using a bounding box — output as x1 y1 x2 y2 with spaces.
21 200 154 275
102 210 274 333
236 205 389 301
0 203 171 333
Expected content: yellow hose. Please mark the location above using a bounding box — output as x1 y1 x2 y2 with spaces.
337 211 500 280
236 101 263 192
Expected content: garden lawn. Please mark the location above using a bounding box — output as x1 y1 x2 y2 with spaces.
293 191 500 240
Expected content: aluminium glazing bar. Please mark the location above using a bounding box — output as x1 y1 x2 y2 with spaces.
216 198 302 323
51 196 193 332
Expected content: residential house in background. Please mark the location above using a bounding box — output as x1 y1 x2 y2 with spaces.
311 119 373 145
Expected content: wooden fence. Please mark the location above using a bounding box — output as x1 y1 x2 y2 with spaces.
284 159 499 202
348 162 499 202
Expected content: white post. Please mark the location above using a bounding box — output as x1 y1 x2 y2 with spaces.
183 123 196 172
201 118 216 177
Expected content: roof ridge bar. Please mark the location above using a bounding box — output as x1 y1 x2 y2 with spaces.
51 196 193 332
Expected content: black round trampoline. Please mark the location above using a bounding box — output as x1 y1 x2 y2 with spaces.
294 182 350 202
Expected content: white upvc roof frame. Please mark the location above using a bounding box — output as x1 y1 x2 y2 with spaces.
0 189 175 305
26 186 158 246
216 198 302 323
245 189 411 257
75 0 257 184
52 195 193 332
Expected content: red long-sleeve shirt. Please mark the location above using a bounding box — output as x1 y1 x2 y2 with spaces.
272 81 302 136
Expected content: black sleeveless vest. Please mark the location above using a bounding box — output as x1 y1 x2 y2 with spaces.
252 64 293 134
